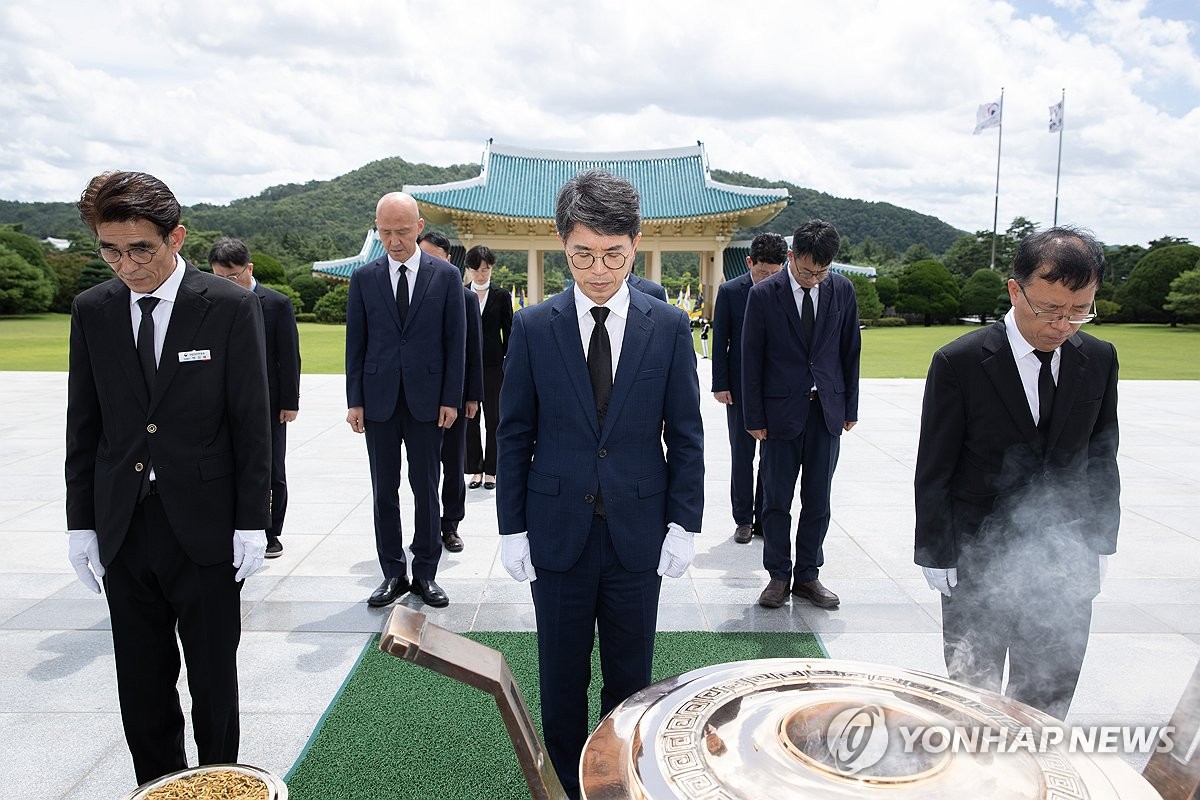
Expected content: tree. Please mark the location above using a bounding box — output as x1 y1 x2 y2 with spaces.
902 243 932 264
873 277 902 311
940 231 995 277
77 258 115 292
1006 216 1038 241
262 282 303 314
0 245 54 314
0 227 58 298
875 275 898 310
288 274 330 312
1103 243 1146 285
313 283 350 323
897 259 959 326
180 227 226 268
47 251 88 312
250 251 286 283
1116 244 1200 324
960 268 1006 324
848 274 883 320
1164 268 1200 323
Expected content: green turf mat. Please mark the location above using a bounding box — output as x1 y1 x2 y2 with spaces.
285 630 824 799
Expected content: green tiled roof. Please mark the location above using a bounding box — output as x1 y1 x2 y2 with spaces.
722 241 876 281
312 230 465 281
405 142 788 220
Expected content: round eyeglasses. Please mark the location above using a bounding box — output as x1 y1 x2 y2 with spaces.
96 241 166 265
568 251 629 271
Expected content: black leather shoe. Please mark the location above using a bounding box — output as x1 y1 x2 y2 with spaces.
733 524 753 544
265 536 283 558
442 531 464 552
410 578 449 607
468 479 483 489
757 578 791 608
367 576 409 607
792 579 840 609
483 480 496 490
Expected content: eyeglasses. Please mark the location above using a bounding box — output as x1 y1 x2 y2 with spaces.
96 241 166 265
216 265 250 282
1018 284 1096 324
568 251 629 271
791 260 830 280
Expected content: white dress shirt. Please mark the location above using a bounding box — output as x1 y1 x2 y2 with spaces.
574 280 630 382
787 266 821 320
128 255 186 367
387 251 422 304
1004 306 1060 427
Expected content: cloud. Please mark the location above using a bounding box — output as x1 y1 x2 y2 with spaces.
0 0 1196 247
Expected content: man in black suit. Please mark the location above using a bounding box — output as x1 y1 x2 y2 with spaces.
346 192 466 608
417 231 483 553
65 171 271 785
208 238 301 558
711 233 787 544
915 226 1119 720
741 220 861 610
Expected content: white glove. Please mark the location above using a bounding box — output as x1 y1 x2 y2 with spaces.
1098 554 1109 584
501 532 536 582
657 523 696 578
232 530 267 582
67 530 105 594
922 566 958 597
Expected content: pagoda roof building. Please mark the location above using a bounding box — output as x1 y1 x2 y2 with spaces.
315 140 791 313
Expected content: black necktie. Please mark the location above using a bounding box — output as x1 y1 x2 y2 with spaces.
588 307 612 426
1035 349 1056 435
395 268 409 327
137 296 160 395
801 287 815 344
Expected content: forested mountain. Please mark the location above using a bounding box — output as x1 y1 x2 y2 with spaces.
1 157 962 268
710 169 963 254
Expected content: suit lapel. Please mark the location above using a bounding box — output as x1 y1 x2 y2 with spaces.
100 281 151 409
372 259 403 331
150 267 210 414
980 321 1040 445
1045 334 1087 447
549 293 600 438
603 291 653 443
772 270 806 346
810 275 839 350
407 253 435 325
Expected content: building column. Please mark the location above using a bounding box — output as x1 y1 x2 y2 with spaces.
646 249 662 284
527 248 543 305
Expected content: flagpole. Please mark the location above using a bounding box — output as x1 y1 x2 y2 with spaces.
990 87 1004 270
1053 88 1065 226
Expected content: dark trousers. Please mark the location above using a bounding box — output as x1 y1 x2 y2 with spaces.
941 573 1093 720
103 494 243 785
267 416 287 540
467 365 503 475
530 516 661 799
760 397 840 584
364 384 444 581
725 402 763 526
439 409 468 534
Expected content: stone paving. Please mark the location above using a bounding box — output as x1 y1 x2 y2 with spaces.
1 367 1197 798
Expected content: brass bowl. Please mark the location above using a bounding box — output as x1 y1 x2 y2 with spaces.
582 659 1162 799
121 763 286 800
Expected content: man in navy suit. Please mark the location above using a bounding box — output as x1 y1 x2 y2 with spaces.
497 169 704 799
711 233 787 544
742 220 861 610
915 227 1119 719
417 231 483 553
208 238 301 559
346 192 466 608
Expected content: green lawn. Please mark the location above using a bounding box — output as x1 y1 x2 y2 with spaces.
4 314 1198 380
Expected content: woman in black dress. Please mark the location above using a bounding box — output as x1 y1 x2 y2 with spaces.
464 245 512 490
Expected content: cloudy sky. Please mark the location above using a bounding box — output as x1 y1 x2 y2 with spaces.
1 0 1196 247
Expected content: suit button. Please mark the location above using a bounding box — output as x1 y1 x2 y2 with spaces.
584 494 595 504
401 339 407 345
598 449 607 458
146 423 157 433
134 462 144 472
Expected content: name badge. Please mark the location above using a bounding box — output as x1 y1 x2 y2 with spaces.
178 349 212 363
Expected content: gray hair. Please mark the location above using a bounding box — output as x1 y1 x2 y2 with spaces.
554 169 641 240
